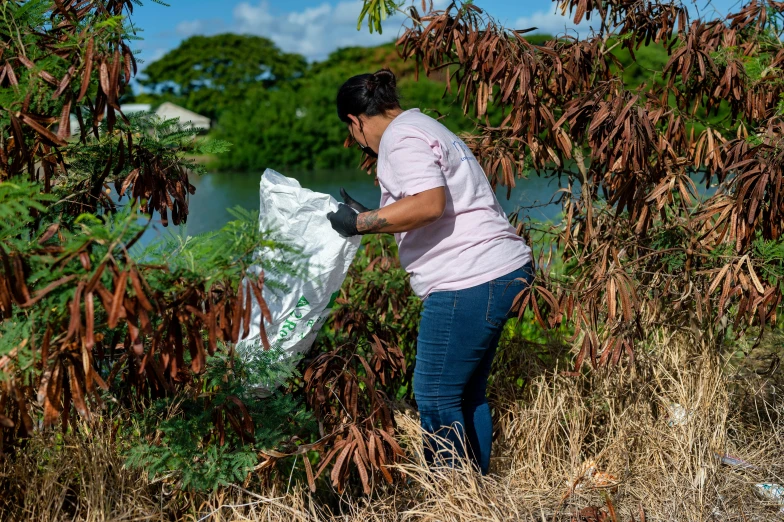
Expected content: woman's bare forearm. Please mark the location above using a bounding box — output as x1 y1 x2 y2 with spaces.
356 187 446 233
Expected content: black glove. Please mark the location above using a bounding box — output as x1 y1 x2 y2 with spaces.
327 203 360 237
340 188 371 213
327 188 374 237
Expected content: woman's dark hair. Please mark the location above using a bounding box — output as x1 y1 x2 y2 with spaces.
337 68 400 123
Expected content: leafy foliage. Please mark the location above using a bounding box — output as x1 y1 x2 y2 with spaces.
357 0 400 34
0 0 307 490
0 181 55 242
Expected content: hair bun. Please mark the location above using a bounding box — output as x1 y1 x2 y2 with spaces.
364 68 396 95
364 75 380 94
337 70 401 122
373 68 396 89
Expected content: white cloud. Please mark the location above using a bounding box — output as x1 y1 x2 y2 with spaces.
176 20 205 37
513 9 595 37
230 0 407 61
175 18 227 38
149 48 168 62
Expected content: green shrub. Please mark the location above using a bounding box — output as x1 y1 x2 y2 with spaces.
125 348 315 491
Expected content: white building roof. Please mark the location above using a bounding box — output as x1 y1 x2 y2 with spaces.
121 103 152 113
154 102 210 131
68 102 211 136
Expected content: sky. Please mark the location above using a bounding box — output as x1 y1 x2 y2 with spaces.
127 0 742 77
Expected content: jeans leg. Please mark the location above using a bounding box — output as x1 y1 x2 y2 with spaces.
462 328 503 475
463 261 535 473
414 263 534 473
414 291 465 468
414 284 501 471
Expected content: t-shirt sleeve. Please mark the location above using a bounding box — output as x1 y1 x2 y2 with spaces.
385 134 446 197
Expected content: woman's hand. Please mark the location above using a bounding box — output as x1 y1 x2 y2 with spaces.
356 186 446 234
326 204 360 237
326 189 373 237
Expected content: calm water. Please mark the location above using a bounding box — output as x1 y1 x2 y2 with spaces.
138 168 574 245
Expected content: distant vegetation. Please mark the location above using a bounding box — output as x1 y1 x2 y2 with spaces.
132 34 676 172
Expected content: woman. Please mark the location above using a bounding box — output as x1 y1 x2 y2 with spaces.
327 68 534 475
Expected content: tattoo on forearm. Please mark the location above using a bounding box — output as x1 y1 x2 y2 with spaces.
358 210 390 232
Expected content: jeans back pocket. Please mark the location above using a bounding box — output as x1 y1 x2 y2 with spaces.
486 265 534 327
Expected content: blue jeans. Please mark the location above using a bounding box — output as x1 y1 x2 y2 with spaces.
413 262 535 474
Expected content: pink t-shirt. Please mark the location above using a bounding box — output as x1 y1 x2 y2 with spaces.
377 109 533 298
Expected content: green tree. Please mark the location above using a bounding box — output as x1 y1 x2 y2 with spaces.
138 34 307 120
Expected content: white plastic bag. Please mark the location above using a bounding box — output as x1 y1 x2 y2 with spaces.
238 169 360 387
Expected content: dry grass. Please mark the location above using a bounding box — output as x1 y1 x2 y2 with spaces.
1 333 782 521
494 331 784 521
0 420 171 521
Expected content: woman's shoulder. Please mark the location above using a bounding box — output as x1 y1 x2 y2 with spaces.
392 108 440 127
386 109 451 144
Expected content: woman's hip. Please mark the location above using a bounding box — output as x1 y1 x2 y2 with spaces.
414 262 534 370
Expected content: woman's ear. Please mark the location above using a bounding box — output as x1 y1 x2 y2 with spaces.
347 114 360 129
